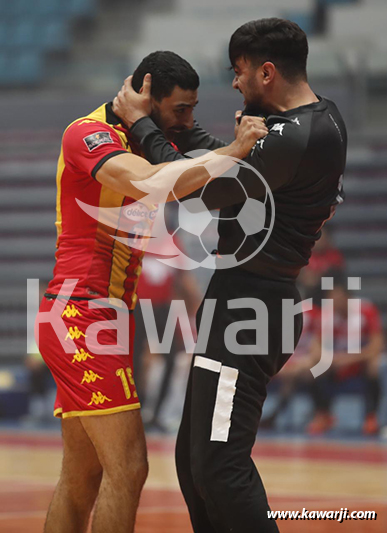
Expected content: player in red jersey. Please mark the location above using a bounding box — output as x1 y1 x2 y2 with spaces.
35 51 268 533
308 277 384 435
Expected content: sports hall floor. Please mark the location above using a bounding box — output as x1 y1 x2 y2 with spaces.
0 427 386 533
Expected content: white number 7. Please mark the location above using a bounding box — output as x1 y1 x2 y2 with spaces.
194 356 239 443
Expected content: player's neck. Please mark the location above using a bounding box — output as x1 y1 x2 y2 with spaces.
269 82 319 114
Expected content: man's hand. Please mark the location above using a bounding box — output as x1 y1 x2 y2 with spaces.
113 74 152 128
234 110 242 139
230 115 268 159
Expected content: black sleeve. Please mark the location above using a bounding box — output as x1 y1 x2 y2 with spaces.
130 117 187 163
129 117 228 165
173 121 228 153
188 116 309 210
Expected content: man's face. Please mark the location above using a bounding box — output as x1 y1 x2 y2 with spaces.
151 86 198 140
232 57 266 109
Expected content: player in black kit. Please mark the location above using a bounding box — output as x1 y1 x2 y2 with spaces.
114 18 347 533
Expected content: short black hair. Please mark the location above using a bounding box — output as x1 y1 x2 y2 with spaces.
132 51 199 101
229 18 309 82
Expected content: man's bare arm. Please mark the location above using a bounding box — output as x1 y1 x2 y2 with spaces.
95 116 268 201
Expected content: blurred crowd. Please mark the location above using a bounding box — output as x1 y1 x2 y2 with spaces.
264 227 386 437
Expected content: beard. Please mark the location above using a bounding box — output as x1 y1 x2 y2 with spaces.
150 109 182 141
242 102 267 118
241 76 270 116
150 108 163 131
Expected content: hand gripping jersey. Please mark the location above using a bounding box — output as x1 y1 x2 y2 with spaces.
47 103 157 310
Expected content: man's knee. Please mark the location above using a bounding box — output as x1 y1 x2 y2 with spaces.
190 452 254 506
190 452 224 502
81 410 148 494
61 451 103 496
103 454 148 493
61 418 103 497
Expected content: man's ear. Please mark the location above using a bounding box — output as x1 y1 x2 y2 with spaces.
261 62 276 85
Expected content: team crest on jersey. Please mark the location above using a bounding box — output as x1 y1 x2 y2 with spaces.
83 131 113 151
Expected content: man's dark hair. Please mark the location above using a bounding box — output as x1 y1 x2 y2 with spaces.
132 51 199 101
229 18 309 82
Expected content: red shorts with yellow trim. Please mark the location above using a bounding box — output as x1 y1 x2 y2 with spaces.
36 297 140 419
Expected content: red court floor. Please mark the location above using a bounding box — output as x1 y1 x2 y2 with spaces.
1 431 386 532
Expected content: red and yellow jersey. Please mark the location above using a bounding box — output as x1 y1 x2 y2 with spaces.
333 300 382 352
333 300 383 380
47 102 156 310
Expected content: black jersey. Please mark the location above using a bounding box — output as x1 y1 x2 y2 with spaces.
130 96 347 281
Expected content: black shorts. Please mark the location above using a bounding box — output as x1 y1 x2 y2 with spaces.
196 268 303 385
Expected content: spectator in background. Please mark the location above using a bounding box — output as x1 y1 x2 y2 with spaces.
24 283 55 424
25 340 55 424
298 226 345 300
308 276 384 435
133 227 201 432
261 302 321 429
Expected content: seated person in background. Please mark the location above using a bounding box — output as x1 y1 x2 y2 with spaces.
25 283 54 423
298 226 345 300
308 276 384 435
25 341 55 423
261 302 321 429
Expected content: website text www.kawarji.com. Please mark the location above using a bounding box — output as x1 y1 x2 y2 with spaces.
268 508 377 523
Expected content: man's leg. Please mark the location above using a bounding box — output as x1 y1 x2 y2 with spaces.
363 358 381 434
44 417 103 533
176 271 302 532
307 371 335 434
176 362 218 533
82 409 148 533
185 355 279 533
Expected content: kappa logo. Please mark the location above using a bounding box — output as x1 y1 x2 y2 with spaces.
250 137 266 156
256 138 266 150
291 117 301 126
81 370 104 384
88 391 112 406
72 348 94 363
65 326 87 341
270 123 286 136
83 131 114 152
62 304 82 318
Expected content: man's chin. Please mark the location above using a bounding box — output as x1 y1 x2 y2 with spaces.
166 129 185 141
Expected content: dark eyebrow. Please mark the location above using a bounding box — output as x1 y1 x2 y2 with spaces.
175 101 199 108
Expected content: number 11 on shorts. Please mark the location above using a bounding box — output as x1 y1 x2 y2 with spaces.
116 367 137 400
194 356 239 443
